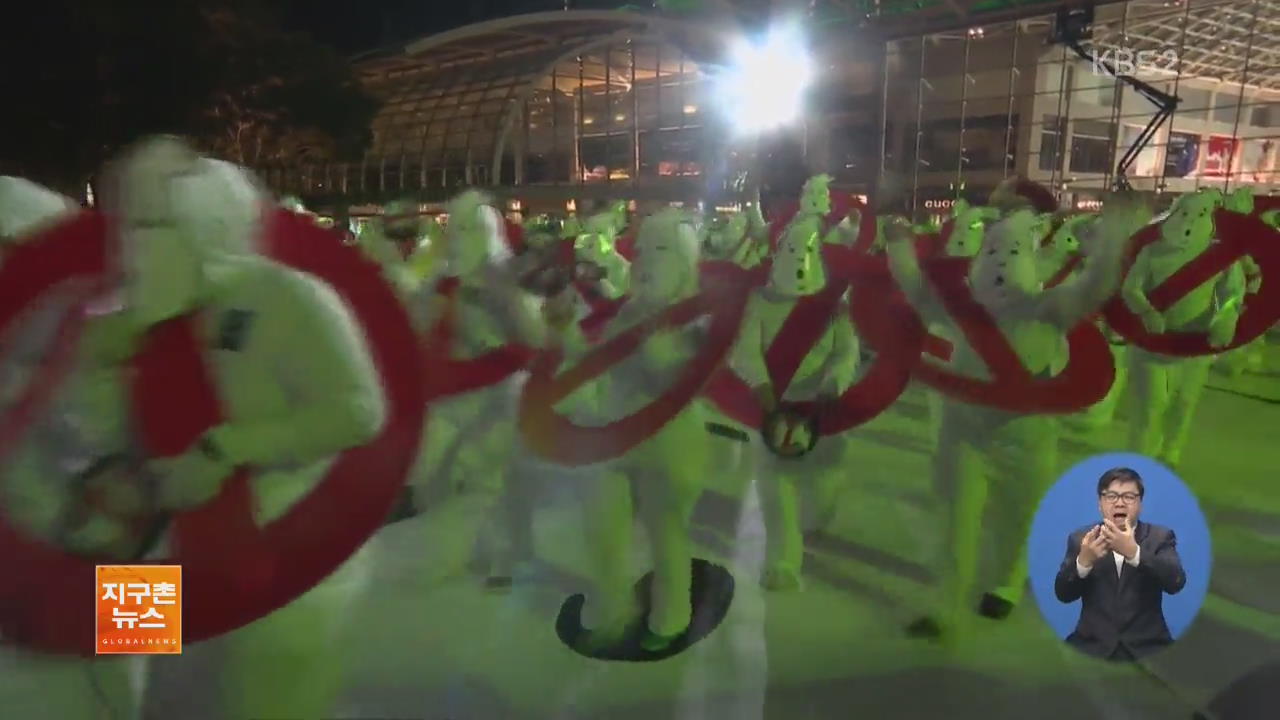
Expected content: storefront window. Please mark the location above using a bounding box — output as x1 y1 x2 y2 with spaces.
1039 115 1066 172
1069 119 1113 174
640 127 703 178
1164 131 1201 179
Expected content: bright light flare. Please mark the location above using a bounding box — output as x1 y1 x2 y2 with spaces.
712 23 814 137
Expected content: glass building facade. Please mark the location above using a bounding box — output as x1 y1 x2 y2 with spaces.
881 0 1280 223
260 11 731 214
263 2 1279 221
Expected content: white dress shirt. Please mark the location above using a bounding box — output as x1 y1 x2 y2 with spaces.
1077 545 1141 578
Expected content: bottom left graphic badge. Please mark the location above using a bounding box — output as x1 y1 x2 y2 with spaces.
95 564 182 655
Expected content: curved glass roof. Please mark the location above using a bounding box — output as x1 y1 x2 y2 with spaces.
305 10 728 199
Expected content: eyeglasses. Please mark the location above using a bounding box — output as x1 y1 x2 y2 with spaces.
1101 491 1141 503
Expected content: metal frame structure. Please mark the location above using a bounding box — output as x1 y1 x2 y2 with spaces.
260 2 1278 216
880 0 1279 221
263 10 731 209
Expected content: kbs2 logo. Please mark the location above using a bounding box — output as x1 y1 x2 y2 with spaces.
95 565 182 654
1091 45 1179 76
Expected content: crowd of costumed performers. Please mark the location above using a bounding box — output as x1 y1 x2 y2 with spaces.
1 135 1278 716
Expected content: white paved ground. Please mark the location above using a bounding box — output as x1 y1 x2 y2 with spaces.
3 351 1277 720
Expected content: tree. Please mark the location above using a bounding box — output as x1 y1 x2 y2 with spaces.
0 0 379 193
195 2 379 167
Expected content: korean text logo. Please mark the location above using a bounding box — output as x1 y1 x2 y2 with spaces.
95 565 182 654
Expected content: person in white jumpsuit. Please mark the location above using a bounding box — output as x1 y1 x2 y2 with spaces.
57 136 386 720
405 190 552 588
0 176 80 245
356 197 441 304
702 194 770 268
0 177 146 720
885 198 1146 644
922 199 1000 442
574 204 631 301
1038 213 1133 433
729 175 860 592
575 207 710 652
1213 187 1266 379
1123 188 1246 469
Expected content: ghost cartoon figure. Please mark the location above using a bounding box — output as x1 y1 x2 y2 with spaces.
729 184 860 592
705 187 772 267
39 136 387 720
1037 213 1132 433
574 207 709 653
574 206 631 300
1035 212 1093 284
1214 187 1265 378
705 210 768 268
946 200 1001 259
886 198 1144 641
1123 188 1247 467
356 197 440 303
923 200 1002 442
0 175 98 454
783 174 834 253
405 190 553 588
703 211 749 258
0 178 144 720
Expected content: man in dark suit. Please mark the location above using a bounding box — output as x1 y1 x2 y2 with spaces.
1055 467 1187 661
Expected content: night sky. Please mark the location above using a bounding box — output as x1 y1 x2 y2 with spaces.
279 0 624 54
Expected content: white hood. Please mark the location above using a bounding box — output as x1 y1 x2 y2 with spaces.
442 190 510 277
769 219 826 296
968 209 1050 312
0 176 79 241
101 136 268 325
629 208 701 306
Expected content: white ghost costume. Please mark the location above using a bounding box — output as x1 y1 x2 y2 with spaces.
886 205 1139 637
1212 188 1265 379
575 208 710 649
574 207 631 301
356 198 440 305
87 137 384 720
703 200 771 268
1039 214 1132 433
1123 189 1246 468
0 176 80 244
923 200 999 443
0 179 144 720
729 176 860 592
403 190 550 585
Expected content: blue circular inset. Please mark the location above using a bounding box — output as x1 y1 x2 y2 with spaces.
1027 452 1212 641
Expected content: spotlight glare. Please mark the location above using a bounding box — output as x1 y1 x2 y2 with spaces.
714 22 815 137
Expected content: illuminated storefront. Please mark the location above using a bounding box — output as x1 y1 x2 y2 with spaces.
258 10 741 215
261 2 1278 220
881 0 1280 219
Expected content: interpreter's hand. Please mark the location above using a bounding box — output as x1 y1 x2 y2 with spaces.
1102 518 1139 560
147 444 235 511
1077 525 1110 568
